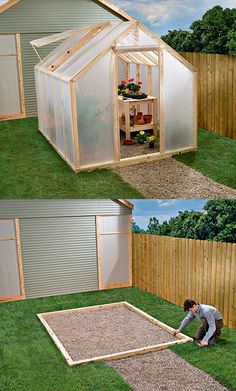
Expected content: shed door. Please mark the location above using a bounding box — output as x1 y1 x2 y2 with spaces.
19 216 98 298
96 215 132 289
0 34 25 119
0 219 25 301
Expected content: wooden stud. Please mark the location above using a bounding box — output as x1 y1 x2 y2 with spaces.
115 45 159 53
69 80 80 169
112 53 120 163
15 219 25 298
96 216 103 290
49 24 108 72
159 48 164 153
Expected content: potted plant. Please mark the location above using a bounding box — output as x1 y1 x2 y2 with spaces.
118 79 148 99
134 130 148 144
148 135 156 148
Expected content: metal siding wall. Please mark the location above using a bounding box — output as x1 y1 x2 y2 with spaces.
0 0 124 32
19 216 98 298
0 0 124 116
0 200 131 218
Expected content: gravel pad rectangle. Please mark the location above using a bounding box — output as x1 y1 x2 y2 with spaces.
38 302 190 365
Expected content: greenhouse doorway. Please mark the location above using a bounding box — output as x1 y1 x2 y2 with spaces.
116 48 161 162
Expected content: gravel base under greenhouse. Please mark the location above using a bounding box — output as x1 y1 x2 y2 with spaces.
114 158 236 198
41 305 179 363
109 349 228 391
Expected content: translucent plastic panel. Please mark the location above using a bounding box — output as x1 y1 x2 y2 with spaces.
58 21 132 81
45 73 56 145
54 79 65 155
0 34 16 54
100 234 130 287
75 51 116 167
116 27 158 47
60 80 74 165
40 72 50 138
0 220 15 238
140 64 147 92
38 31 89 70
99 215 130 234
0 57 21 115
163 49 195 151
0 241 21 297
117 57 127 84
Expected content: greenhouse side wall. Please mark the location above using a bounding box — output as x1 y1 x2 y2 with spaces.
162 49 196 152
75 50 117 168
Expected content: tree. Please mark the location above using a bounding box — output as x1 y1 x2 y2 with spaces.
132 219 142 233
141 200 236 243
161 6 236 55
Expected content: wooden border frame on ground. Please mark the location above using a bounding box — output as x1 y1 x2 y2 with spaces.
37 301 193 366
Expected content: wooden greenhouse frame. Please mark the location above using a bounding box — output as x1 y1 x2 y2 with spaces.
31 21 198 172
38 301 193 366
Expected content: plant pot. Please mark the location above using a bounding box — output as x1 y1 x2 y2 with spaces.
137 116 145 125
143 114 152 124
123 139 137 145
135 112 143 122
149 142 155 148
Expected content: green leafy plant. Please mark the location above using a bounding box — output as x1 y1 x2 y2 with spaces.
118 79 147 99
134 130 148 144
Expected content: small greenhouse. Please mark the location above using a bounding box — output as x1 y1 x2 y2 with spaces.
31 21 197 171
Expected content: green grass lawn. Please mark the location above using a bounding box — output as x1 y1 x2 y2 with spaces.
1 287 236 391
0 118 143 198
174 128 236 189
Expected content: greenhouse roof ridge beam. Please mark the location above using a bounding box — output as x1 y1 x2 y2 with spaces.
30 23 108 48
115 45 159 53
49 23 109 72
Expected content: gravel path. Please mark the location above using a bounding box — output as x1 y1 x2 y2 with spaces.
114 158 236 198
109 349 228 391
41 305 179 362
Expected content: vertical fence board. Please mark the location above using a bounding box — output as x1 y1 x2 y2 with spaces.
132 234 236 329
180 52 236 139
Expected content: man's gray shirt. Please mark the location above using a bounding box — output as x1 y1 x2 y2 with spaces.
178 304 223 342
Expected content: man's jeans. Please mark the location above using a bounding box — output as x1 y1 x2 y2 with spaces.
195 317 224 343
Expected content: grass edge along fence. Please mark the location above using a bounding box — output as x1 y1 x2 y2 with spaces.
180 52 236 140
132 233 236 329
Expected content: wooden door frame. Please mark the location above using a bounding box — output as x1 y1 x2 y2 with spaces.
96 214 132 290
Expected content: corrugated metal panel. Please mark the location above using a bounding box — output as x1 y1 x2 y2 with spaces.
19 216 98 298
0 0 125 116
20 33 60 116
0 0 124 33
0 200 131 218
0 241 21 297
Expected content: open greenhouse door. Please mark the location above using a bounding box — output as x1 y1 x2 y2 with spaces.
0 219 25 302
96 215 132 289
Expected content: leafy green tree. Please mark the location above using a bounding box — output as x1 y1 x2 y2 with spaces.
161 6 236 55
143 200 236 243
132 219 142 233
147 217 160 234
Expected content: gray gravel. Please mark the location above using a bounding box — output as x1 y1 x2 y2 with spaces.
114 158 236 198
42 305 179 362
109 349 228 391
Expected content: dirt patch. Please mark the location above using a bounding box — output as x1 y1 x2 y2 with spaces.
41 304 179 362
109 349 228 391
114 158 236 198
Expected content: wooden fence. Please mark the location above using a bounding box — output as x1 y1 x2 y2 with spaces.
180 52 236 140
132 234 236 329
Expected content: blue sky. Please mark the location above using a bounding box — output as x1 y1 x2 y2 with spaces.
129 199 207 230
112 0 236 36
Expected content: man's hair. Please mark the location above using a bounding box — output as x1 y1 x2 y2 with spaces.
183 299 197 312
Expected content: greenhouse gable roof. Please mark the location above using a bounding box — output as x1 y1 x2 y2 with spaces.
31 20 197 82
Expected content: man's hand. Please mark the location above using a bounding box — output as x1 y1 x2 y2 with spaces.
200 340 208 347
173 329 180 336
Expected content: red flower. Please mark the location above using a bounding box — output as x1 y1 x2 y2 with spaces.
121 80 126 85
138 81 142 85
128 78 134 82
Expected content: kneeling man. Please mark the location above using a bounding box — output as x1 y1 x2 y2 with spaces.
174 298 224 346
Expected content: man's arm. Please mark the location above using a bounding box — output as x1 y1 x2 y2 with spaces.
173 312 195 335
